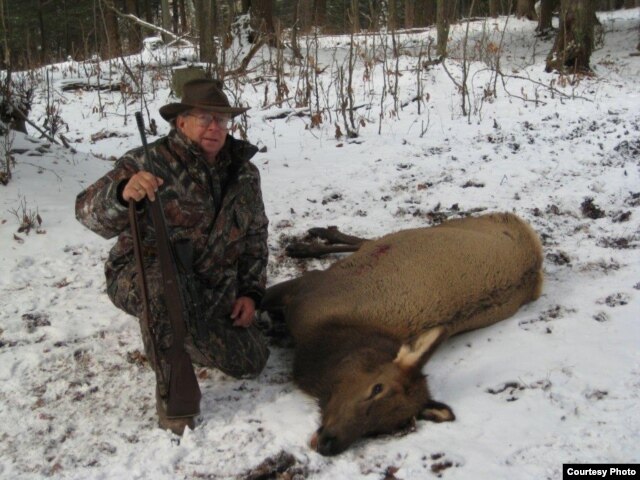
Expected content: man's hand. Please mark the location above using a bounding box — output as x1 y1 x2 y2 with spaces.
123 171 164 202
231 296 256 328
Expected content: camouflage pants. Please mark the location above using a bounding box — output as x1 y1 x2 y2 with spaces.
107 260 270 397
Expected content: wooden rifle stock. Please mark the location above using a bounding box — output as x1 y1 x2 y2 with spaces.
132 111 201 418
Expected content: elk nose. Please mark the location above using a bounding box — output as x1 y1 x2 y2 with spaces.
315 428 340 456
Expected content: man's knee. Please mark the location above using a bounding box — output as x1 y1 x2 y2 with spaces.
232 343 270 378
192 326 270 379
106 265 145 317
220 336 270 379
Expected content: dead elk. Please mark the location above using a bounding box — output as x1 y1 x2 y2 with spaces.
262 212 543 455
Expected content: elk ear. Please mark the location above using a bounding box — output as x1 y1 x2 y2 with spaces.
394 326 448 373
419 400 455 423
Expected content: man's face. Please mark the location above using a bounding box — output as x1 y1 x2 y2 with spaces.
176 109 231 158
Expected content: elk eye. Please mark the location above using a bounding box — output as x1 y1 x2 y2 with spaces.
371 383 384 397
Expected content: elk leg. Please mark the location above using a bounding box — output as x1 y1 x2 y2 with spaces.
284 227 368 258
307 226 368 246
286 242 361 258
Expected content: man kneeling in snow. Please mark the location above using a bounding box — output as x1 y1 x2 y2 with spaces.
75 79 270 434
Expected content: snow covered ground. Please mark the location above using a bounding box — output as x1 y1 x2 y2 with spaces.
1 9 639 480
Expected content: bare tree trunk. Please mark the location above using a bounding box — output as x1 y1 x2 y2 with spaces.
298 0 312 32
62 0 70 57
250 0 276 40
405 0 415 29
516 0 537 19
143 0 153 25
185 0 197 34
225 0 237 16
123 0 142 52
420 0 436 26
388 0 397 30
290 0 303 58
195 0 216 63
179 0 188 33
313 0 326 29
350 0 360 32
38 0 47 63
450 0 464 21
160 0 172 41
537 0 558 33
464 0 479 16
436 0 449 57
102 0 122 57
546 0 596 73
0 0 10 69
172 0 179 33
367 0 379 30
489 0 500 17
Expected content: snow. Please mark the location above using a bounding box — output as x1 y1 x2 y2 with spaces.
1 9 639 480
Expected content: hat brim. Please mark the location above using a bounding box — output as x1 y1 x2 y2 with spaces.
159 102 250 121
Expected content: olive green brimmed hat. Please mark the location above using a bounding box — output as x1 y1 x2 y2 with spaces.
159 78 249 121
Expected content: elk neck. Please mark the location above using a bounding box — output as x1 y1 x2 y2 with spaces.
292 323 402 401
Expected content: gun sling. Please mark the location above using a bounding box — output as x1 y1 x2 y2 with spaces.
128 112 201 419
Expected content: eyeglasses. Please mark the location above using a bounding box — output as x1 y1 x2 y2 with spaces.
186 113 232 130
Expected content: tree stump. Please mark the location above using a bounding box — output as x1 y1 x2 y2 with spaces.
171 66 206 98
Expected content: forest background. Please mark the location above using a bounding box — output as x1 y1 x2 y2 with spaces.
2 0 640 71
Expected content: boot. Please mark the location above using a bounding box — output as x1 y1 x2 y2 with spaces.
156 388 196 435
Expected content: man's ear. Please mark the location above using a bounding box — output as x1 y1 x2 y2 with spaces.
175 115 186 131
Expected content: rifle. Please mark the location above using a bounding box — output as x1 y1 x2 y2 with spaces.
130 111 201 418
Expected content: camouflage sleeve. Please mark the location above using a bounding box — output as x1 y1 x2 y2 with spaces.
75 152 142 239
237 169 269 306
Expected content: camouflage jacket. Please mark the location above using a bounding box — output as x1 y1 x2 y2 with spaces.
76 129 269 312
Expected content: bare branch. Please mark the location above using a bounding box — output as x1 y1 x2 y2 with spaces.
102 0 181 43
224 37 268 77
499 71 593 102
10 107 62 146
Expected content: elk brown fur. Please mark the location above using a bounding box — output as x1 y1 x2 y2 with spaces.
262 212 543 455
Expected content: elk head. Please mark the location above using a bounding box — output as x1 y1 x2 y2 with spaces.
311 326 455 456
